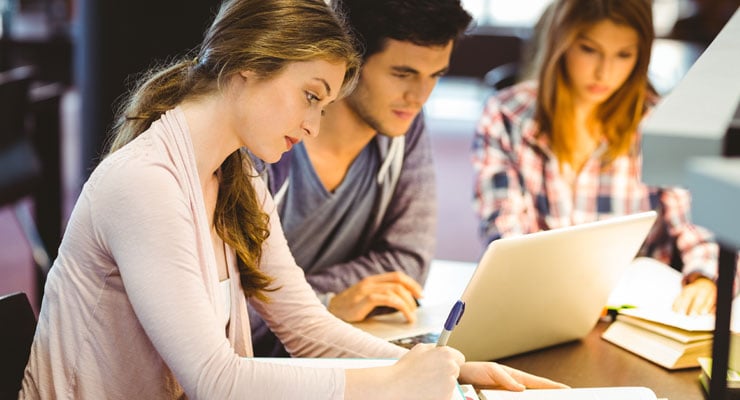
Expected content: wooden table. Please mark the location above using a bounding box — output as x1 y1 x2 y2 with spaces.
497 321 704 400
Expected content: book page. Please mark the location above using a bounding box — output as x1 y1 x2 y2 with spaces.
619 307 715 332
617 314 714 343
606 257 681 310
618 297 740 332
479 387 657 400
607 257 740 332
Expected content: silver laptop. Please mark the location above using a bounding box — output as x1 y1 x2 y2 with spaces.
355 211 658 361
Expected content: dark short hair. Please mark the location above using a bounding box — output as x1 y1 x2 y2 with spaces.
334 0 473 59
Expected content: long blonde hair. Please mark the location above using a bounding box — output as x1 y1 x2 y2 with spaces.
536 0 655 166
106 0 361 301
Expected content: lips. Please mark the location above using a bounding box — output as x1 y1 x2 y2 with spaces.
392 109 417 121
285 136 299 150
587 84 610 94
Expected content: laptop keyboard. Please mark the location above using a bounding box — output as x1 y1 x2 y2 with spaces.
390 332 440 349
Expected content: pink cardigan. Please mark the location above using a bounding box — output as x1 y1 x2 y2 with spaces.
20 108 405 399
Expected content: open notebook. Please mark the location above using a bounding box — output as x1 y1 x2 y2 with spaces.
356 211 658 361
479 387 659 400
602 256 740 370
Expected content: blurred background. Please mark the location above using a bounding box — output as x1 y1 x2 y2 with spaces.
1 0 736 312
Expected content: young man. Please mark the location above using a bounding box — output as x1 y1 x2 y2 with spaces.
251 0 473 356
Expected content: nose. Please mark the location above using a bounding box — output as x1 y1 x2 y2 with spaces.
301 109 322 138
595 55 613 81
404 77 436 106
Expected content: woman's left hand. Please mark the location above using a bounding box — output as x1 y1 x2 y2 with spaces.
458 361 569 391
673 275 716 315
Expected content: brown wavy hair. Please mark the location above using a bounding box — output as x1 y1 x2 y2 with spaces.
106 0 361 301
536 0 655 166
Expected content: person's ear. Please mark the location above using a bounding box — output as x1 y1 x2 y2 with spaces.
239 70 257 81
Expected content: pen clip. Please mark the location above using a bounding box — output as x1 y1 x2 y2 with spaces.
437 300 466 347
444 300 465 330
454 302 465 325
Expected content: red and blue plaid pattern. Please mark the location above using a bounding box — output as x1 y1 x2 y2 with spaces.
472 81 731 282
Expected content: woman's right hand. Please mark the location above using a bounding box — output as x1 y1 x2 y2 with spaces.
345 343 465 400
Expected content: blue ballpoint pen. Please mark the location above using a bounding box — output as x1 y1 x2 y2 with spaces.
436 300 465 346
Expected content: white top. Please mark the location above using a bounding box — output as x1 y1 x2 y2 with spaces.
219 279 231 328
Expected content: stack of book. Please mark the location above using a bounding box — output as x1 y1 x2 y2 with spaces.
601 307 716 369
603 257 740 371
698 357 740 399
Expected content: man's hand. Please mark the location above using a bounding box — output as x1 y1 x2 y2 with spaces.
328 271 423 322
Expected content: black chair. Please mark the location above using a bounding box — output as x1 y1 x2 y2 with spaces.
483 61 522 92
0 65 51 278
0 292 37 399
447 32 524 79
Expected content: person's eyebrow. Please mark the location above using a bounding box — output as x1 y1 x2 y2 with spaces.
392 65 449 77
431 66 450 77
577 33 600 46
578 34 637 52
392 65 419 75
313 78 332 97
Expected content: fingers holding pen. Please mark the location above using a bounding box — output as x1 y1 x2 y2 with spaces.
347 344 465 400
394 343 465 399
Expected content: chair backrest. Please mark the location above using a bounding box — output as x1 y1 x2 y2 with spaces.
0 66 34 147
0 65 42 206
0 292 37 398
447 33 524 79
483 62 522 92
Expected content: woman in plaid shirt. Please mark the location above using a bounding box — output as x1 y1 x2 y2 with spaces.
473 0 732 316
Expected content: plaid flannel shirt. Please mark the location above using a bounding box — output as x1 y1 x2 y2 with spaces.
472 81 728 283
